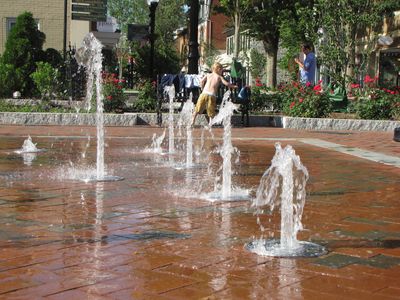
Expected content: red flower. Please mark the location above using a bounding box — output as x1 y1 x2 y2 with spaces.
351 83 360 89
290 101 296 109
299 98 304 103
107 95 112 100
364 75 376 83
306 82 311 87
313 84 322 93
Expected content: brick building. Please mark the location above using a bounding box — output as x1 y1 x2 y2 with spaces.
198 0 229 68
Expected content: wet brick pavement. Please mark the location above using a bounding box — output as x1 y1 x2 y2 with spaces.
0 125 398 299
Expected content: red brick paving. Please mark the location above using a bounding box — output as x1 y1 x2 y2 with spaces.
0 125 398 299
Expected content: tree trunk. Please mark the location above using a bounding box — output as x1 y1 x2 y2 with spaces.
263 41 278 88
233 2 241 59
345 25 356 91
119 59 123 81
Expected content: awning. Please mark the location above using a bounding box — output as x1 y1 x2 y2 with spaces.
91 31 121 49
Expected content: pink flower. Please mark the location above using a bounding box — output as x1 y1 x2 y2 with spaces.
306 82 311 87
299 98 304 103
351 83 360 89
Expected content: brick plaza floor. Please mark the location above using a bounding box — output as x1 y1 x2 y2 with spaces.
0 125 399 299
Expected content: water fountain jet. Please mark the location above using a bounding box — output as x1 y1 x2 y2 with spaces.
75 33 123 182
246 143 326 257
205 91 248 201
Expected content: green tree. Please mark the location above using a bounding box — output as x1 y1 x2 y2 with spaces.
108 0 148 32
214 0 252 59
278 1 314 79
155 0 186 45
243 1 297 88
131 42 180 79
281 0 400 88
1 11 45 96
109 0 185 79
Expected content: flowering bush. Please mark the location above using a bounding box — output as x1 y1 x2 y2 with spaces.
102 72 126 113
250 81 283 112
350 75 400 120
279 81 332 118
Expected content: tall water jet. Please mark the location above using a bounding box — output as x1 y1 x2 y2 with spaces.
246 143 326 257
167 86 175 154
75 33 123 182
178 93 194 168
210 91 236 198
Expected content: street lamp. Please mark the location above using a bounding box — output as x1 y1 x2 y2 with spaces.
148 0 159 81
188 0 199 74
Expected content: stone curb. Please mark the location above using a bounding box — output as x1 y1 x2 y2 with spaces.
283 116 400 132
0 112 398 132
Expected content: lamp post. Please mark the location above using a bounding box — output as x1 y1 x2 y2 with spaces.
148 0 159 81
188 0 199 74
63 0 68 61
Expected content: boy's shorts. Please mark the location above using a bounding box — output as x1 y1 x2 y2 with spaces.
194 93 216 118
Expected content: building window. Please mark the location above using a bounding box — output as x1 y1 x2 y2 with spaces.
6 17 40 37
379 50 400 88
226 30 252 56
6 18 17 36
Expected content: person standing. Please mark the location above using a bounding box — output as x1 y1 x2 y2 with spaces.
294 44 316 85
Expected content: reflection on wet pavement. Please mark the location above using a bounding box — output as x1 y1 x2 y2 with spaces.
0 126 399 299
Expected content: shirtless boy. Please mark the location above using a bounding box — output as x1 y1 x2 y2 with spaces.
191 62 237 126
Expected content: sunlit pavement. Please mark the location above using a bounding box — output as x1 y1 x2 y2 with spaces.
0 125 399 299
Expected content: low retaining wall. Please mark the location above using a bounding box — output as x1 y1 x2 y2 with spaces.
0 112 398 132
0 112 137 126
283 116 400 132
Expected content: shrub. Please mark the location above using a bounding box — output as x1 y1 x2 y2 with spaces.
250 81 283 112
249 49 266 81
102 72 127 113
280 81 332 118
351 75 400 120
0 99 72 113
30 62 58 100
0 62 22 98
355 88 400 120
1 12 46 96
44 48 63 68
132 80 157 112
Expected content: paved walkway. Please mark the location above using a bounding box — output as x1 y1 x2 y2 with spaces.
0 125 399 299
